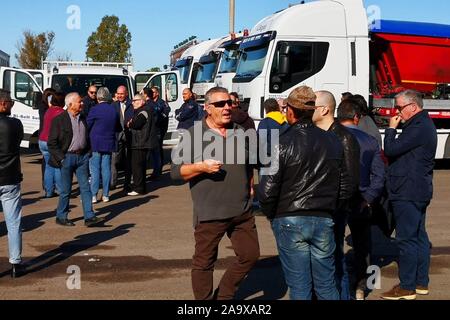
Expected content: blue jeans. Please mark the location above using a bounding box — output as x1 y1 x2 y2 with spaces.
334 203 350 300
39 140 61 196
56 153 95 221
272 216 339 300
0 184 22 264
392 200 430 291
89 152 112 197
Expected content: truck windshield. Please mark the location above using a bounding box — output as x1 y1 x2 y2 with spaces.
234 44 270 80
218 47 241 74
175 58 192 85
194 61 218 83
52 74 131 97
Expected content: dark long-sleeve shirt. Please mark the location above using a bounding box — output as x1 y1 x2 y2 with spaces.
346 125 385 204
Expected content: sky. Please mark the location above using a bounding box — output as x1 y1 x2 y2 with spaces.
0 0 448 71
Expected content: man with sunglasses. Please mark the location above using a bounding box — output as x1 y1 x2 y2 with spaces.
171 87 260 300
0 89 25 278
381 90 437 300
82 85 98 117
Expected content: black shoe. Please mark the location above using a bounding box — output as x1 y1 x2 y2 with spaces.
56 218 75 227
85 216 106 227
11 264 25 279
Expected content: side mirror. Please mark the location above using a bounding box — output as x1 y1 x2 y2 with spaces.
32 91 42 110
278 42 291 77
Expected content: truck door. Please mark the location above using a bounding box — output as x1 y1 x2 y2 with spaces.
0 67 43 147
25 69 45 90
132 72 156 94
143 71 183 144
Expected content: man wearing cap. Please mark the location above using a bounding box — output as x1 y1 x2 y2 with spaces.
258 86 343 300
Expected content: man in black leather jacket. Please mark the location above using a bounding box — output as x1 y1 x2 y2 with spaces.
258 86 343 300
0 89 24 277
313 90 360 300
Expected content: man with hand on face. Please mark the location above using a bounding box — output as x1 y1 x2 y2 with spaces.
171 87 260 300
381 90 437 300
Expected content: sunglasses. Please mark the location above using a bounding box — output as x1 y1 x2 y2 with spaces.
89 91 97 94
394 102 414 112
209 99 233 108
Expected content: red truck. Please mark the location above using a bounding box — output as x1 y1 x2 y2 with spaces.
370 20 450 157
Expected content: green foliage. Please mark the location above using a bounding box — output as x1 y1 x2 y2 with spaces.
15 30 55 69
86 15 132 62
147 67 161 72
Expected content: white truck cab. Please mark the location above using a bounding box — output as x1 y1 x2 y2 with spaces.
232 0 369 118
174 38 221 91
214 34 245 92
191 36 229 102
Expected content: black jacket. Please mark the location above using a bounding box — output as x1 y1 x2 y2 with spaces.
129 106 158 150
0 114 24 186
329 121 360 200
82 96 98 117
47 111 90 168
175 99 199 130
258 120 343 220
231 109 256 131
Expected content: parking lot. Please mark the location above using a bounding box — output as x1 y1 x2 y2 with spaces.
0 150 449 300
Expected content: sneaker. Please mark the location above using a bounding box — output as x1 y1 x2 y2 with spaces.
102 196 110 203
127 191 140 196
92 196 98 204
381 285 416 300
416 285 429 295
356 281 367 301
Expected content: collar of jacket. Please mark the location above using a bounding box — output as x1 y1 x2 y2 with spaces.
402 110 428 129
292 119 314 129
266 111 287 125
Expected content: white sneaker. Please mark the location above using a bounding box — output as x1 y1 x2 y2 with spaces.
127 191 139 196
102 196 110 203
92 196 98 204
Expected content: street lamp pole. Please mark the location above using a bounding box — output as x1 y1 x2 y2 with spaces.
229 0 235 34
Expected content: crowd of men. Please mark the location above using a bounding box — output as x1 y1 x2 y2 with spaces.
0 83 438 301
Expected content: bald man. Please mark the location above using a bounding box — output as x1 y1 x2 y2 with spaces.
312 90 360 300
111 85 133 191
82 85 98 117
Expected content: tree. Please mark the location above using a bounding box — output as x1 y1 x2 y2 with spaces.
15 30 55 69
86 15 132 62
53 51 72 62
147 67 161 72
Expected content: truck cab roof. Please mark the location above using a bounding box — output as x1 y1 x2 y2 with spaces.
250 0 368 38
370 20 450 39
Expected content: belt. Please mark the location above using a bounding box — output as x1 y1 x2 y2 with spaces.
67 150 85 155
